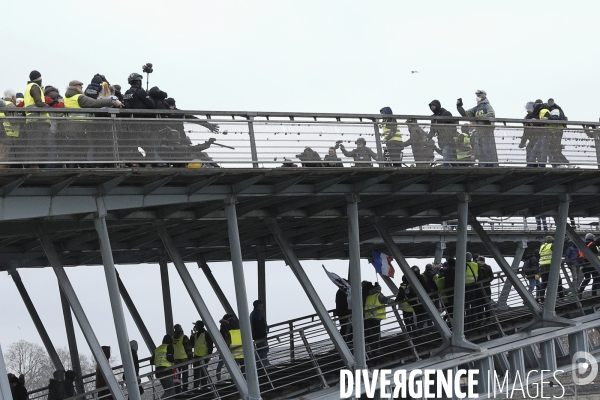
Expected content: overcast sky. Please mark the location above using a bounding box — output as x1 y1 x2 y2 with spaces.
1 0 598 366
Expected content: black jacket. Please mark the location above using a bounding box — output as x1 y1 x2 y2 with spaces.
335 287 350 316
250 308 268 340
149 86 169 110
123 85 155 110
429 105 455 145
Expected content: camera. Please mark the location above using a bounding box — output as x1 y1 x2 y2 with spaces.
334 140 343 149
142 63 153 74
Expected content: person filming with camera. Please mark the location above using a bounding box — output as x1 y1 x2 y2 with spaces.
337 137 378 167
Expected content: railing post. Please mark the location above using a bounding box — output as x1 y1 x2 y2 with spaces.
289 322 295 363
247 116 259 168
372 119 384 166
299 330 328 389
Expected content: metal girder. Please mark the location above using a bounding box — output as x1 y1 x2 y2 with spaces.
539 340 557 371
9 268 64 371
232 175 264 194
257 247 267 318
429 175 466 193
94 214 141 400
155 222 251 398
59 288 85 396
497 242 527 309
391 175 427 192
97 173 130 196
51 175 79 196
199 262 236 317
465 174 506 192
38 234 125 400
347 198 367 369
372 219 455 352
569 176 600 192
469 218 544 322
224 200 262 400
0 175 30 197
543 197 570 318
187 174 222 194
501 175 538 192
266 218 355 369
353 174 391 193
313 176 346 193
143 175 176 195
159 257 174 335
115 271 156 353
273 175 306 193
533 175 576 193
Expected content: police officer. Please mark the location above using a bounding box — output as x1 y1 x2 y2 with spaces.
338 137 379 167
152 335 175 399
190 321 213 390
172 324 192 393
122 73 165 165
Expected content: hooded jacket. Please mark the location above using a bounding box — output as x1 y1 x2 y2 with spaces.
47 378 67 400
64 371 77 398
149 86 169 110
64 86 114 108
250 306 268 340
428 100 456 145
84 74 108 99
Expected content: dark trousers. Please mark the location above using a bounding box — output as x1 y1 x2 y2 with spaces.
465 284 478 330
156 367 175 399
539 269 565 301
192 358 209 389
174 363 188 393
579 265 600 296
364 319 381 352
339 315 353 344
386 141 403 166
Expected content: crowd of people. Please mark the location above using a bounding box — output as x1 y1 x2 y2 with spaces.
150 299 268 397
0 70 219 168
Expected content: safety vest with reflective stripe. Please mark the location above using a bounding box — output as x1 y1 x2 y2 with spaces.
435 276 448 304
0 101 19 137
465 262 479 284
154 344 172 368
63 94 90 118
193 332 208 357
173 336 187 360
365 293 387 320
539 243 553 266
24 82 50 120
456 133 472 160
398 283 414 312
229 329 243 359
382 123 402 142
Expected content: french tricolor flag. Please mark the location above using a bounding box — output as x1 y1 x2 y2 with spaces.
372 250 395 278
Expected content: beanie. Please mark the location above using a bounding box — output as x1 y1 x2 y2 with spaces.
166 98 176 106
29 70 42 81
16 93 24 99
586 233 595 241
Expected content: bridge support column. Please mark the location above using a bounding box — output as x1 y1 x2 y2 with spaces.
372 217 477 354
224 199 262 400
257 246 267 319
569 331 589 360
267 219 355 369
94 212 142 400
159 257 174 335
59 289 85 395
347 196 367 370
540 340 558 371
0 344 13 400
199 262 236 317
469 217 571 329
477 356 494 395
115 271 156 353
523 345 540 369
497 240 527 310
508 348 526 383
39 233 125 400
434 240 445 264
156 221 252 399
9 268 64 371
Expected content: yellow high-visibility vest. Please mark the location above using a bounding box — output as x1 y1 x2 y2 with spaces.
173 336 187 360
465 262 479 284
364 293 387 320
24 82 50 121
382 124 402 142
229 329 243 359
539 243 553 266
457 133 472 160
0 101 19 137
63 94 90 119
193 332 208 357
398 283 414 312
154 344 172 368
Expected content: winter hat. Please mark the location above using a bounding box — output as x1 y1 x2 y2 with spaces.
429 100 442 109
129 340 138 352
113 84 122 92
475 89 487 97
585 233 595 241
166 98 176 107
525 102 535 112
379 106 393 115
16 93 24 99
29 70 42 81
534 99 543 105
91 74 106 85
69 80 84 87
53 370 65 380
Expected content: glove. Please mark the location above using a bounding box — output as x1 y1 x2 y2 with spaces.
457 98 463 107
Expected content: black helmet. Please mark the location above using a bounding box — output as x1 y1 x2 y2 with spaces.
127 73 143 84
411 265 420 274
355 137 366 144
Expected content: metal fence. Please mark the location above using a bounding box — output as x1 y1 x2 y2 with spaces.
2 109 600 167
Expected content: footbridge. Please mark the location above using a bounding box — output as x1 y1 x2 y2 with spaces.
2 110 600 400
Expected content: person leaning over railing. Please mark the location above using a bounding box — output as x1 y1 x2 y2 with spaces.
338 137 378 167
63 80 122 166
152 335 175 399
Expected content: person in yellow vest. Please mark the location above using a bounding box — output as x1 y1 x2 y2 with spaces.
537 235 564 303
23 70 52 166
454 125 474 166
152 335 175 399
172 324 192 394
190 320 213 390
227 316 245 375
63 80 122 166
380 107 403 166
398 275 415 333
464 252 480 331
0 90 21 166
363 281 393 355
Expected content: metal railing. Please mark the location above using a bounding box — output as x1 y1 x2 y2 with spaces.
2 109 600 168
25 260 600 399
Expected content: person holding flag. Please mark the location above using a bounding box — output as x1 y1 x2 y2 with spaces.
322 265 352 343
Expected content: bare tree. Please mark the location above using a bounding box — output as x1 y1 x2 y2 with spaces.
4 340 53 391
